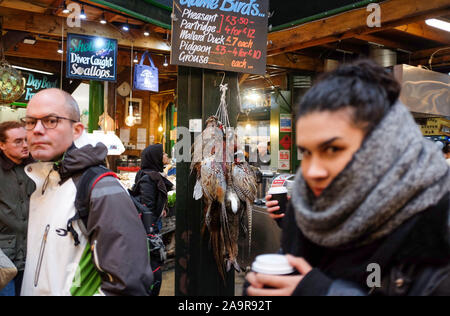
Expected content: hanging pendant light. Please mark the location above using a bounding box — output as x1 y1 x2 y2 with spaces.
80 5 87 20
125 104 135 126
62 1 70 14
0 61 26 105
100 12 107 25
0 24 25 104
57 42 64 54
122 20 130 31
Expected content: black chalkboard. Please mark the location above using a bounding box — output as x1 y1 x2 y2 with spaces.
17 70 59 103
66 33 118 82
171 0 269 75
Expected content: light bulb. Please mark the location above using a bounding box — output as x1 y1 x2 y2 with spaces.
80 6 86 19
123 20 129 31
125 115 135 127
62 1 70 14
100 13 107 24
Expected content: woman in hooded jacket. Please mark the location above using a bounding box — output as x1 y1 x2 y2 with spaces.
133 144 173 296
246 59 450 296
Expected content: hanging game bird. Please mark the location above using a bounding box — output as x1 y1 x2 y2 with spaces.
192 116 257 281
231 156 257 258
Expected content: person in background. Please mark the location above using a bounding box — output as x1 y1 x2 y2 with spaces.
20 88 153 296
132 144 173 296
250 59 450 296
0 121 35 296
444 143 450 166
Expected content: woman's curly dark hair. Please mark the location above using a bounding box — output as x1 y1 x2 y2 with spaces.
296 59 401 134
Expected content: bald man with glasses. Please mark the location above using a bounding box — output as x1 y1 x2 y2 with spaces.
20 88 153 296
0 121 35 296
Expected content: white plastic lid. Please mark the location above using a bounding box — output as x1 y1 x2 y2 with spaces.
251 254 295 275
268 186 288 195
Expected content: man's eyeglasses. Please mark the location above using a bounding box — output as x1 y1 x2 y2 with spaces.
7 139 27 147
20 116 78 131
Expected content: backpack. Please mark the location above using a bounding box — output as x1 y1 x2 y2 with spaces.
66 166 166 287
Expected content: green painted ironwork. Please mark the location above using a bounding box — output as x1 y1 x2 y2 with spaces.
88 0 172 29
270 0 384 32
88 81 103 133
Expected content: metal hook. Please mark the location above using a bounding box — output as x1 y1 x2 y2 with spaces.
215 72 226 87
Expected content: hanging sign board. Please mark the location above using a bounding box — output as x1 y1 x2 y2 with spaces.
66 33 118 82
16 70 59 103
171 0 269 75
133 52 159 92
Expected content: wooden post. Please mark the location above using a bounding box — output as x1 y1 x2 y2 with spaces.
175 67 240 296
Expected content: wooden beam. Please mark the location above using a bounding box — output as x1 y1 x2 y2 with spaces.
268 0 450 56
411 54 450 68
0 0 47 13
408 46 450 60
240 74 288 90
0 7 170 52
394 21 450 44
397 46 450 68
45 0 64 15
3 56 62 74
5 41 63 62
5 40 177 70
266 54 323 72
353 34 414 51
2 30 29 51
239 74 250 85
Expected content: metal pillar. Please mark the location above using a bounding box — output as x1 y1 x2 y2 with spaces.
88 81 104 133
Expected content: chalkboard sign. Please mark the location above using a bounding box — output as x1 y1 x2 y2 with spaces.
171 0 269 75
66 33 118 82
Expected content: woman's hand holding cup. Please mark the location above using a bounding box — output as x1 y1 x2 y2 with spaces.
266 186 290 220
265 195 284 220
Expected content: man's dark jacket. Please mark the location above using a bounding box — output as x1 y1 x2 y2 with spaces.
0 151 35 271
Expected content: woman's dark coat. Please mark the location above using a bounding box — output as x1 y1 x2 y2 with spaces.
281 193 450 296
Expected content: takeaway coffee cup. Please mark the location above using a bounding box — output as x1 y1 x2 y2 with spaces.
268 186 288 216
251 254 296 276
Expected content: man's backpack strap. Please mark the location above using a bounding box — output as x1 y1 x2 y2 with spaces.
67 166 118 246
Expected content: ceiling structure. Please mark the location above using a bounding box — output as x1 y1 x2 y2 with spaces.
261 0 450 88
0 0 176 89
0 0 449 91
